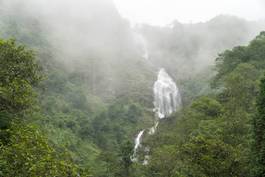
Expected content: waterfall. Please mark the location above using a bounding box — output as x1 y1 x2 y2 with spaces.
131 130 145 162
132 34 181 163
153 68 182 119
132 68 182 163
149 121 159 135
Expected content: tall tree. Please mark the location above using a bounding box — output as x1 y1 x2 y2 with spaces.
119 140 134 177
0 39 42 122
254 74 265 177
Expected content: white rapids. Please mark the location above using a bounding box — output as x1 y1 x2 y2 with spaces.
131 130 145 162
132 68 182 164
149 121 159 135
153 68 182 119
131 34 181 164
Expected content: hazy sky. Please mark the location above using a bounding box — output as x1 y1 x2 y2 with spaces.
113 0 265 26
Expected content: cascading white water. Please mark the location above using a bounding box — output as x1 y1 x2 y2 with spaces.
132 34 181 163
153 68 182 119
131 130 145 162
149 121 159 135
132 68 182 163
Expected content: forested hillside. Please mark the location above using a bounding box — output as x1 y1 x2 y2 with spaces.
140 32 265 177
0 0 265 177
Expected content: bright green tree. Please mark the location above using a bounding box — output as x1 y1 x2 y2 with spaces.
0 39 42 125
0 123 90 177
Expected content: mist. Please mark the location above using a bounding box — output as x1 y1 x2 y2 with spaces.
0 0 265 98
0 0 136 61
0 0 156 101
1 0 265 176
138 16 265 78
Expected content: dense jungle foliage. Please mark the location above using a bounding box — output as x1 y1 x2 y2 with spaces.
1 1 265 177
141 32 265 177
1 31 265 177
